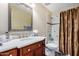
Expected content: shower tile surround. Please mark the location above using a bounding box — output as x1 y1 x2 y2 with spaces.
51 16 59 47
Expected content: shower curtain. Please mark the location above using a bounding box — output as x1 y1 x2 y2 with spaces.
59 7 79 56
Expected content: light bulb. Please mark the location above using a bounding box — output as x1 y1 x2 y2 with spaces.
26 3 36 8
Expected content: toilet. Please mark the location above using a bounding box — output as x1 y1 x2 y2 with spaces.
45 42 58 56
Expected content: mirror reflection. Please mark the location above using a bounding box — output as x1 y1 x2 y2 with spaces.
9 3 32 31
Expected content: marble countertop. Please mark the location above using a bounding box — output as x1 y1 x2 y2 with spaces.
0 36 46 52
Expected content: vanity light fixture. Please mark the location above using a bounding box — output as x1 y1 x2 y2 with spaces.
26 3 36 8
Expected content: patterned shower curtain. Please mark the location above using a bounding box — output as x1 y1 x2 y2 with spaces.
59 7 79 56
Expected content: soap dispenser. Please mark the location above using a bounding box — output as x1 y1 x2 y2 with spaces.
5 32 9 39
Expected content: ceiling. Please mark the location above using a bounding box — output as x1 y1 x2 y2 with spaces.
43 3 79 16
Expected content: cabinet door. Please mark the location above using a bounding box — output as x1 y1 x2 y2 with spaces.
35 47 44 56
22 46 34 56
9 49 17 56
0 49 17 56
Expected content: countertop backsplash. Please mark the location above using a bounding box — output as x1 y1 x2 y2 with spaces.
0 31 35 43
9 31 34 39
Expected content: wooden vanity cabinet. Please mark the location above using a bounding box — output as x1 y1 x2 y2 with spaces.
0 48 18 56
19 40 45 56
0 40 45 56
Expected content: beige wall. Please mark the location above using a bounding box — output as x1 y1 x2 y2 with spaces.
0 3 8 34
33 4 52 42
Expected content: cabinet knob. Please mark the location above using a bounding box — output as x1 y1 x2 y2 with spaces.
38 44 41 47
27 48 31 52
9 54 12 56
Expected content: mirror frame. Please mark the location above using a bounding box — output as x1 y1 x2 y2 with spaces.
8 3 33 31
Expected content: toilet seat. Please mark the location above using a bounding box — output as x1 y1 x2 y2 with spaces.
46 43 58 50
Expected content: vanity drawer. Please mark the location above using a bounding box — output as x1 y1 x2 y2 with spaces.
0 48 17 56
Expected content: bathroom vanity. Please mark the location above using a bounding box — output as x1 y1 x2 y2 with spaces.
0 37 45 56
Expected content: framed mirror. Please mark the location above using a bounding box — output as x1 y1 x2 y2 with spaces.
8 3 33 31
